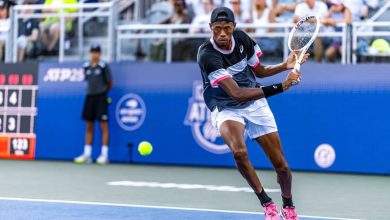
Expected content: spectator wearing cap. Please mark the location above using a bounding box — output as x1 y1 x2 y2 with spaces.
39 0 78 55
322 0 351 62
17 0 40 62
74 44 113 165
294 0 328 62
0 0 11 62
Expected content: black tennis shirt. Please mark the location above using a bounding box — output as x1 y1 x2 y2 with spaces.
197 30 263 111
84 61 112 95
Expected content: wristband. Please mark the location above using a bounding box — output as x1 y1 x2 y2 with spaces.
262 83 284 98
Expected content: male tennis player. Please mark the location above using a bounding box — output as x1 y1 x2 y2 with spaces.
198 7 308 220
74 44 113 165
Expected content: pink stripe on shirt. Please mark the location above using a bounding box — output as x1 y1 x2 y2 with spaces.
211 75 232 87
253 61 260 69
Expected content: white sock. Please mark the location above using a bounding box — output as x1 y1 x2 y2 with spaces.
83 145 92 157
101 145 109 157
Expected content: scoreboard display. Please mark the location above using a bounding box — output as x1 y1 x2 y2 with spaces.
0 64 38 159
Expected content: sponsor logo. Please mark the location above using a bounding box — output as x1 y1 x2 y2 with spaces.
43 68 85 82
184 81 229 154
116 93 146 131
314 143 336 168
240 45 244 53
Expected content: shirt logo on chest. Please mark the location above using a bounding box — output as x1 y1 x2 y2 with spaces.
94 69 101 75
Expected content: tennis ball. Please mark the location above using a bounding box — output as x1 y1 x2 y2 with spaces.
138 141 153 156
371 38 390 53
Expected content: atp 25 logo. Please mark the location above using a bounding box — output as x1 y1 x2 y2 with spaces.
184 81 229 154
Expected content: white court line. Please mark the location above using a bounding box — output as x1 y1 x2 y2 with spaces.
107 180 281 193
0 197 362 220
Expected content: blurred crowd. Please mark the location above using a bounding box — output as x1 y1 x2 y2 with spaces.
0 0 110 62
146 0 385 62
0 0 387 63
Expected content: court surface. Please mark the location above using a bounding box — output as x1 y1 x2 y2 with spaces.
0 160 388 220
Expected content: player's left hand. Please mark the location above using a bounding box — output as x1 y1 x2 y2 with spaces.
283 70 302 90
285 52 310 69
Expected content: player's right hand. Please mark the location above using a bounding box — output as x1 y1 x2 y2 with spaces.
283 71 302 90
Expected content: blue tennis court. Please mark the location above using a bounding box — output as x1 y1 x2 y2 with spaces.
0 160 385 219
0 198 360 220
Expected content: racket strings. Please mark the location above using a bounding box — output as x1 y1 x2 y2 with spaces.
290 18 318 51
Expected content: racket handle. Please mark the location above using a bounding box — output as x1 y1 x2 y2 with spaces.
291 80 299 86
291 62 301 86
293 62 301 74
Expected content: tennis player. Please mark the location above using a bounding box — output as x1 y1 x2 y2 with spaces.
198 7 308 220
74 44 113 165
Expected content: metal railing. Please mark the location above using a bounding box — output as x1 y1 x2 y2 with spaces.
1 1 389 64
0 17 12 63
116 23 350 64
9 1 119 63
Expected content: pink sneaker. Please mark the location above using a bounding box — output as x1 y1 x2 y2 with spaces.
280 206 299 220
263 202 280 220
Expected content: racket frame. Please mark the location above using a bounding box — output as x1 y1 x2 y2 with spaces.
287 15 320 84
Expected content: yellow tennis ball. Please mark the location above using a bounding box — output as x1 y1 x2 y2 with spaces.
371 38 390 53
138 141 153 156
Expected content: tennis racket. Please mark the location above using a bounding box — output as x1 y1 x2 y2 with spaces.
287 15 320 85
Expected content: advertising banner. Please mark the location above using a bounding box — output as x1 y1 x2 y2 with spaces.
36 62 390 174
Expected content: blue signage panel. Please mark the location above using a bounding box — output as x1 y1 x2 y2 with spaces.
36 62 390 174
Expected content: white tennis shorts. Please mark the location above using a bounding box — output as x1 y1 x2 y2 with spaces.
211 98 278 140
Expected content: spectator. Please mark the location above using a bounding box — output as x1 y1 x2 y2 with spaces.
322 0 351 62
39 0 77 55
189 0 214 61
228 0 251 24
343 0 378 21
294 0 328 62
252 0 280 56
163 0 192 26
252 0 276 34
0 0 11 62
271 0 299 22
189 0 214 34
225 0 251 21
17 0 40 62
161 0 193 61
294 0 328 22
186 0 222 17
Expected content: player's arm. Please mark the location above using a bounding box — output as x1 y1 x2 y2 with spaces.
107 80 113 91
246 40 290 78
253 62 289 78
218 71 300 102
83 63 89 81
243 31 308 78
104 64 113 91
253 52 309 78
